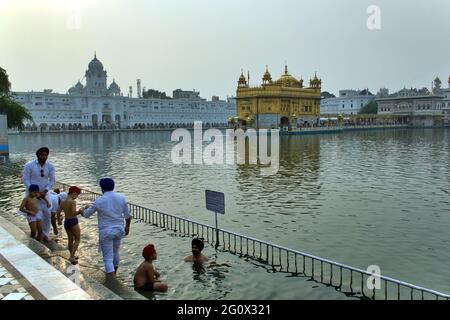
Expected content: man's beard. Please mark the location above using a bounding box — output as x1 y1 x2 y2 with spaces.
192 251 200 257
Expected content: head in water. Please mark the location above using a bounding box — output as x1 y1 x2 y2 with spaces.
142 244 156 261
191 238 204 257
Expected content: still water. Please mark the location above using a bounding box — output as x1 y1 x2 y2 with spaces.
1 128 450 299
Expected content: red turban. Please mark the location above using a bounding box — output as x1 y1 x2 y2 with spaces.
143 244 156 259
68 186 82 195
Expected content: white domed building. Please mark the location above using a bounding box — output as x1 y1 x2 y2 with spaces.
12 53 235 130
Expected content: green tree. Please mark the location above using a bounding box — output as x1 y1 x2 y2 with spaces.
0 67 32 129
321 91 336 99
358 100 378 114
142 88 171 99
0 67 11 94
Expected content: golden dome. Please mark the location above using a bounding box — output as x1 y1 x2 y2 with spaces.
274 65 302 87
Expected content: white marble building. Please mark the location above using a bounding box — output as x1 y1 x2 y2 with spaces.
320 89 375 115
439 77 450 126
12 54 236 129
376 77 449 126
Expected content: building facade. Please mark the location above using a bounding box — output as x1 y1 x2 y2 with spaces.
12 54 236 129
320 89 375 115
440 77 450 126
376 77 449 126
234 65 322 128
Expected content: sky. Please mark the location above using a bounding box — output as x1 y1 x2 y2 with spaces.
0 0 449 100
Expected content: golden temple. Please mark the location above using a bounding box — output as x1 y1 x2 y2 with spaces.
233 65 322 129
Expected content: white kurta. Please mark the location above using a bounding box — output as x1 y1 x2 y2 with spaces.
23 159 56 238
23 159 56 192
82 191 131 273
49 191 60 213
42 191 60 238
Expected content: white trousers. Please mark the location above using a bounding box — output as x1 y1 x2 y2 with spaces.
99 227 124 274
39 197 52 238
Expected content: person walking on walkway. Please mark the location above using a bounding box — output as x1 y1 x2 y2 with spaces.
22 147 56 242
80 178 131 277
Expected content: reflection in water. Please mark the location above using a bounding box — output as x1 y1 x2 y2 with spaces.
192 262 207 279
188 253 233 298
234 135 322 219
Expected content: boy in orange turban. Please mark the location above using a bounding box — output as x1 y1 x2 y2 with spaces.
56 186 83 264
133 244 168 292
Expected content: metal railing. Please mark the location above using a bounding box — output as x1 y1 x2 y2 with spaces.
54 181 450 300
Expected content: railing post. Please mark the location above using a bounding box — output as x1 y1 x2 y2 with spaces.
294 253 298 274
373 284 376 300
302 255 305 275
239 236 243 254
350 270 353 293
385 280 388 300
321 261 323 282
361 274 364 297
330 264 333 285
286 251 289 273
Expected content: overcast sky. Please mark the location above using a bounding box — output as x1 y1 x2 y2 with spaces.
1 0 449 99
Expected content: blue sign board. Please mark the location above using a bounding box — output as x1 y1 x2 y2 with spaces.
205 190 225 214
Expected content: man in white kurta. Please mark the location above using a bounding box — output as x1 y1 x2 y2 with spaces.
22 147 56 241
80 178 131 276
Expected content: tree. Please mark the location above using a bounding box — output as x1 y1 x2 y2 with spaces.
0 67 32 129
142 88 171 99
0 67 11 94
358 101 378 114
321 91 336 99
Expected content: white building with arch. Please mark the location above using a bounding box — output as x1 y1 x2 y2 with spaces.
13 54 235 129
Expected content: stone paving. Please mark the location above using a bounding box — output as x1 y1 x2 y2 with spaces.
0 219 92 300
0 260 34 300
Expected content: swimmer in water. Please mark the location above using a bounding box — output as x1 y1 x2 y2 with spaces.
184 238 209 263
134 244 168 292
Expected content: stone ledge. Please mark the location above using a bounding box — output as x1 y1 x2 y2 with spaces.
0 219 91 300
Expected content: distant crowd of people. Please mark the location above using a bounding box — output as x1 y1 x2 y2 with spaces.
18 120 407 133
20 122 228 132
18 147 209 293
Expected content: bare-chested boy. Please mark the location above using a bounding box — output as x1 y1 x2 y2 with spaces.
56 186 82 265
19 184 50 241
184 238 209 263
134 244 168 292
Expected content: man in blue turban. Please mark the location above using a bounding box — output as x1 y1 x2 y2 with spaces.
99 178 115 192
80 177 131 276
